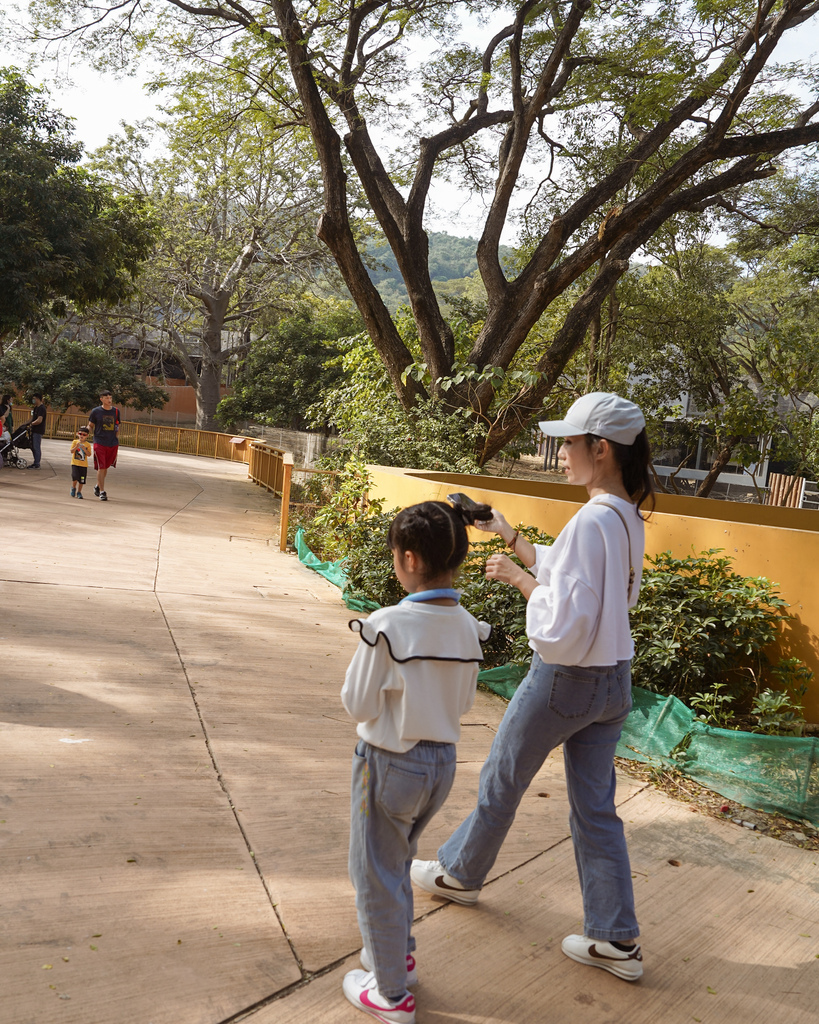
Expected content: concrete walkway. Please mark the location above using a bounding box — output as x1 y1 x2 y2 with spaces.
2 440 817 1024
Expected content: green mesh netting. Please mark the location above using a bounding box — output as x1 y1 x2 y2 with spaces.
294 529 379 612
295 532 818 826
480 664 819 827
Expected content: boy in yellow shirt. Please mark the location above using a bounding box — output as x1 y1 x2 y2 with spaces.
70 427 92 498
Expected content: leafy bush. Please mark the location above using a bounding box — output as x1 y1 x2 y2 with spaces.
298 482 813 736
750 687 807 736
308 331 487 474
630 549 806 719
289 459 386 562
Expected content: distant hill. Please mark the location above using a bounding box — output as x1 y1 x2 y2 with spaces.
366 231 515 311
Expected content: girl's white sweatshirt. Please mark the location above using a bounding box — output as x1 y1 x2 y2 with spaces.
526 493 645 667
342 602 491 753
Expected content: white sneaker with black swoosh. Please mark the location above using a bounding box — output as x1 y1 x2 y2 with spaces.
409 859 480 906
561 934 643 980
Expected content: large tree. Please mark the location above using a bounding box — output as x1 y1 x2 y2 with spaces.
0 68 154 351
26 1 819 460
88 69 330 430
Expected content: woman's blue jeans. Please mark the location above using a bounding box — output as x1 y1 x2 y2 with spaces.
349 738 456 1000
438 655 639 941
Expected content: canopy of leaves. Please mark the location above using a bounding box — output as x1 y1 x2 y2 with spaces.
85 67 331 428
20 1 819 462
311 330 485 474
0 68 155 342
217 297 362 429
0 338 169 411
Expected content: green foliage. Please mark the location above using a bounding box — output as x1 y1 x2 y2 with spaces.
311 332 486 473
217 298 362 429
750 687 807 737
0 68 155 340
0 338 168 410
297 471 812 734
317 495 554 669
291 459 386 563
342 509 406 610
457 530 554 668
689 681 737 729
630 549 794 709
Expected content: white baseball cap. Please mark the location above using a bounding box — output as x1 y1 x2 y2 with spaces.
539 392 646 445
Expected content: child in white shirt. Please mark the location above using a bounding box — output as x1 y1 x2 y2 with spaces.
341 500 492 1024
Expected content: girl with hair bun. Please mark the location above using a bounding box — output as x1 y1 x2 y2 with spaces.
412 392 654 983
342 500 492 1024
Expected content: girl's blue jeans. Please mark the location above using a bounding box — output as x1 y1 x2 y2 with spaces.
438 654 639 941
349 738 456 1000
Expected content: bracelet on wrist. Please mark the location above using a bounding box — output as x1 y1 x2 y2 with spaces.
508 529 519 552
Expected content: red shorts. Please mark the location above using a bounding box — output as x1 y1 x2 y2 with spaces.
93 444 118 470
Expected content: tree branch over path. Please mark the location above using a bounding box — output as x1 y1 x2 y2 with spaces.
27 0 819 459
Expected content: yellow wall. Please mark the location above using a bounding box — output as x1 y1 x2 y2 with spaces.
368 466 819 723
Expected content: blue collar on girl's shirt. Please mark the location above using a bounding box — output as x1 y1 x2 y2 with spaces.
399 588 461 605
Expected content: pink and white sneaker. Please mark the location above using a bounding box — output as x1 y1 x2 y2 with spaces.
360 946 418 985
342 969 416 1023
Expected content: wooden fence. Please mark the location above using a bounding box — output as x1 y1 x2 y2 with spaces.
246 441 294 550
765 472 806 509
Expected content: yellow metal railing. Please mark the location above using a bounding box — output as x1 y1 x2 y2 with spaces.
11 406 250 464
246 442 293 550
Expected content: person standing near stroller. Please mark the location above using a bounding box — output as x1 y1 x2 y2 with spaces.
411 392 654 982
22 393 47 469
87 391 120 501
0 394 11 447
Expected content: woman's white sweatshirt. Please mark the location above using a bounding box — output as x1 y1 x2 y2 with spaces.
526 493 645 667
342 602 491 753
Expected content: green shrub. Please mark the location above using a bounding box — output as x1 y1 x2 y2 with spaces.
457 530 554 667
288 459 385 562
343 509 405 608
298 484 813 736
630 549 805 719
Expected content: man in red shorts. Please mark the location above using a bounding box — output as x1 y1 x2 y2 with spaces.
86 390 120 501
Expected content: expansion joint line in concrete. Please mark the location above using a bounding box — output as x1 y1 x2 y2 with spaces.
151 482 204 591
213 952 365 1024
219 787 656 1023
151 591 308 987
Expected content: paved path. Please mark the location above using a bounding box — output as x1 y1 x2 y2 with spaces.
2 440 817 1024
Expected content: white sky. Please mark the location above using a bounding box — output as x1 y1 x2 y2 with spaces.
1 9 816 242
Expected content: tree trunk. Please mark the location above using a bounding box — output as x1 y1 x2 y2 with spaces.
195 362 222 431
195 301 229 431
695 435 742 497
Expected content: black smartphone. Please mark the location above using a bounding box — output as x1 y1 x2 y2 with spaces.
447 492 494 521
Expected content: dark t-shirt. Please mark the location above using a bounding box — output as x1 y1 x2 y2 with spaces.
88 405 120 446
31 404 47 435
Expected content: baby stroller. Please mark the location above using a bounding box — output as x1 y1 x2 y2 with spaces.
1 424 32 469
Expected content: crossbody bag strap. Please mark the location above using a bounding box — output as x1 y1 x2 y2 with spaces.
594 501 635 602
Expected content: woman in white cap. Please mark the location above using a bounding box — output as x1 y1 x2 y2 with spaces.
411 392 653 982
